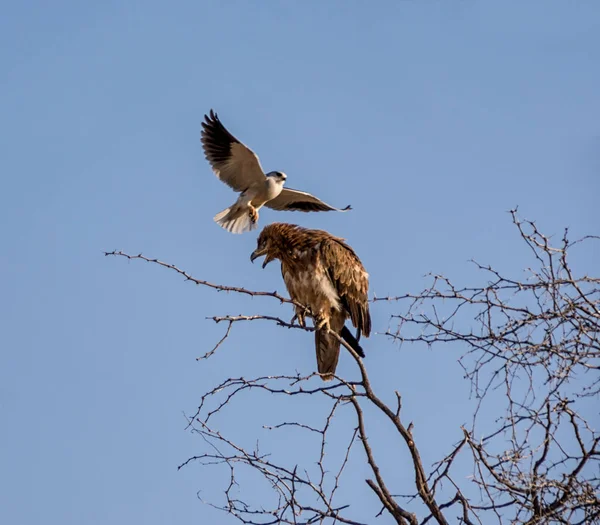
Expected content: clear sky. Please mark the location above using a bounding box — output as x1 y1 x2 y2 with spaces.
1 2 598 524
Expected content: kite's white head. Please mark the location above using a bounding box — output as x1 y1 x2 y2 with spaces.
266 171 287 184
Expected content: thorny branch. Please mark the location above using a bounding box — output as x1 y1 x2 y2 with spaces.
379 210 600 524
107 211 599 524
104 250 302 308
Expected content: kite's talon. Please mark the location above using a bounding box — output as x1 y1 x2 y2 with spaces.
248 206 259 224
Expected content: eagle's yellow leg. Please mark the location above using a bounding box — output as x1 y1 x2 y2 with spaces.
290 306 309 327
314 314 330 332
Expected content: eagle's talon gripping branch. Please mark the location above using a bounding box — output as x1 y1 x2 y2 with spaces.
290 306 311 328
313 315 330 332
290 312 304 328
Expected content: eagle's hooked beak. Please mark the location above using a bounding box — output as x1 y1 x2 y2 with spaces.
250 248 274 269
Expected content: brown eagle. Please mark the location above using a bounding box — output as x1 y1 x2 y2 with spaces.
250 223 371 380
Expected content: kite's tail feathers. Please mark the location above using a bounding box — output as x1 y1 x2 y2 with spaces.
213 203 258 234
341 326 366 358
315 328 341 382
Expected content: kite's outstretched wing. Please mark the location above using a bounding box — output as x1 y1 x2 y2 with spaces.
201 110 266 193
264 187 351 213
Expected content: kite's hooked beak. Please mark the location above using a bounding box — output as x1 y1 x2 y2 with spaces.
250 248 274 269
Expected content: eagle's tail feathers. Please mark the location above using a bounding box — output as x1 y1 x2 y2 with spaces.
315 329 341 382
213 205 257 234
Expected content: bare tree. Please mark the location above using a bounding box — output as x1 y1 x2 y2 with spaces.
106 210 599 524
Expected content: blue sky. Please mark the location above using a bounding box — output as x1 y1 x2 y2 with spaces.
1 2 599 523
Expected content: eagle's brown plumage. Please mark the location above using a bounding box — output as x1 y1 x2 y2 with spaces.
250 223 371 380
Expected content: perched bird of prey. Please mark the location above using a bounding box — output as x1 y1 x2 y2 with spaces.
250 223 371 380
201 110 351 234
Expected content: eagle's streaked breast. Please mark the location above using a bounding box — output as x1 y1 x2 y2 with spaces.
282 247 341 314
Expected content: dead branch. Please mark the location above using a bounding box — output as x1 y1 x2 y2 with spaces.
107 211 599 524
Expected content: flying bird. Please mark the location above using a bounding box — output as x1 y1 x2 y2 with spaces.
250 223 371 380
201 110 351 234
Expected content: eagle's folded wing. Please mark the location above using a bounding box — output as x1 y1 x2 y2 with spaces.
201 110 266 193
264 188 351 213
320 238 371 337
